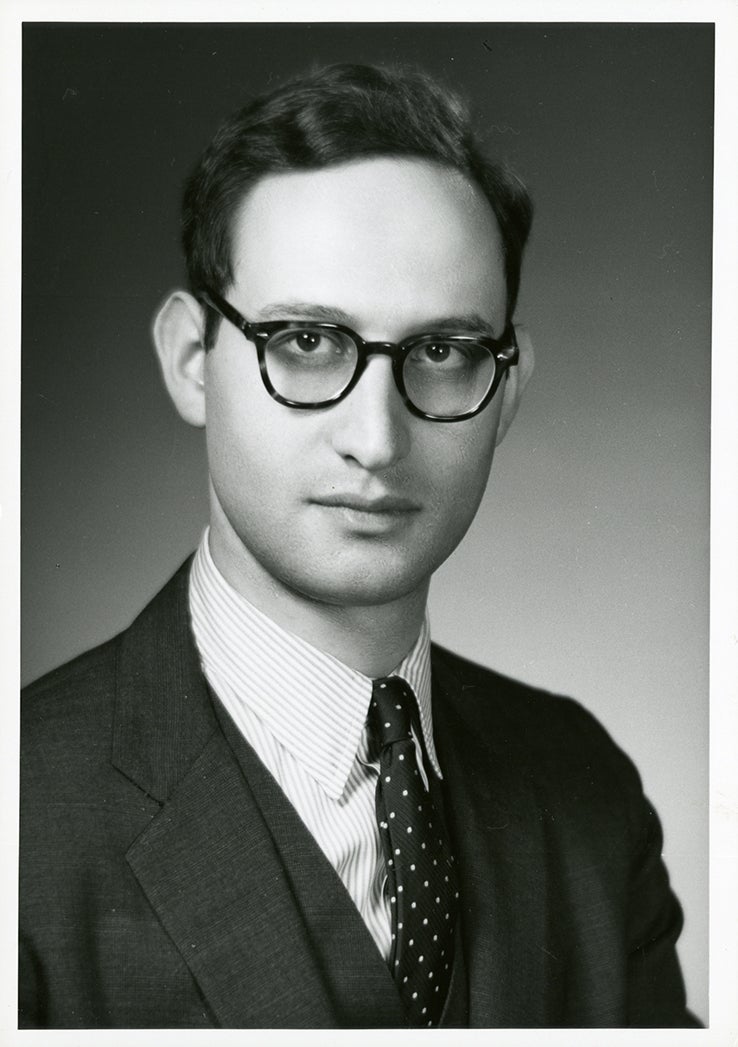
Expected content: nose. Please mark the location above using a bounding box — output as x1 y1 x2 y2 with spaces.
330 355 411 471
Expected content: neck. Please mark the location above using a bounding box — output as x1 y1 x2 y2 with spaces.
206 518 429 679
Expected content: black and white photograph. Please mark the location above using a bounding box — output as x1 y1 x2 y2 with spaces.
5 5 736 1040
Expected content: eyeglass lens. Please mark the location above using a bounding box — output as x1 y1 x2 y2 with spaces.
264 326 497 417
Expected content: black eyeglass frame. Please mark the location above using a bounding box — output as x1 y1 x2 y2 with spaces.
199 287 519 422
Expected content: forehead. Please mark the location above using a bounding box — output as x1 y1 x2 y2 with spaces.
229 158 506 333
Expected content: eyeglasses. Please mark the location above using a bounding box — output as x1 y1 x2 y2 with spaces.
199 288 518 422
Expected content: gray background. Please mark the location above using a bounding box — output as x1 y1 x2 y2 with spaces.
22 23 711 1019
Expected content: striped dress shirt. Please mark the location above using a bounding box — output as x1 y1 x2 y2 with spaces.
188 532 442 961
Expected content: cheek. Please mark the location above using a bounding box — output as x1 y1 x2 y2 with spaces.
204 363 325 539
423 411 499 508
205 387 252 483
204 365 283 499
441 447 495 530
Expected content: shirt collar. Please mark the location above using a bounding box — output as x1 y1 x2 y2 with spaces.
188 530 441 800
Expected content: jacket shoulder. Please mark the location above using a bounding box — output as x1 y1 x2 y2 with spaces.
22 559 193 761
430 642 643 800
22 638 119 744
21 638 132 809
431 641 605 727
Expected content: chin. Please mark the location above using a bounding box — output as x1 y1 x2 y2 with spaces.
286 560 431 609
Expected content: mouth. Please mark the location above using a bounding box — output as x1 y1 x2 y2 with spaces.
313 492 420 514
311 492 421 532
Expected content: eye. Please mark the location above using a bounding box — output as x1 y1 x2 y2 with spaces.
294 331 325 352
266 326 357 369
286 329 336 354
409 340 474 369
422 343 454 364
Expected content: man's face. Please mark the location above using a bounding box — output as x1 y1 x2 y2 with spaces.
204 157 508 609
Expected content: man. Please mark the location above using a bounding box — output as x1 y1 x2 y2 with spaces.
19 63 697 1028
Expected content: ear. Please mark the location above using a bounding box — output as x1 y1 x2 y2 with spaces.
495 323 535 446
153 290 208 428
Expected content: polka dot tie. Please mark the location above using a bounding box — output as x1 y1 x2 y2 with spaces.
368 676 459 1028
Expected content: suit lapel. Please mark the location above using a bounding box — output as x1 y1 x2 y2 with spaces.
432 650 563 1027
113 562 341 1027
213 697 409 1028
125 728 341 1027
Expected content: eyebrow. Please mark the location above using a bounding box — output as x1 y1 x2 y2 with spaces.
256 301 499 336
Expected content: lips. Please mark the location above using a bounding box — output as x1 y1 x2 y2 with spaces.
312 492 420 514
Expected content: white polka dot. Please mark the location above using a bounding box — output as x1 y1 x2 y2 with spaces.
391 933 396 940
433 859 437 866
384 721 391 728
380 683 387 689
399 754 405 761
411 902 417 909
429 971 434 979
398 922 403 929
421 843 426 850
424 880 429 887
398 885 403 893
395 960 399 967
435 897 440 903
422 1008 427 1015
385 776 391 783
395 848 401 855
419 955 424 963
445 913 450 920
433 934 438 941
428 1020 433 1026
455 892 459 899
389 812 396 819
406 826 413 834
435 985 439 993
412 992 418 1000
380 821 388 829
395 704 402 710
402 789 408 796
423 918 428 925
388 859 394 866
403 976 408 984
410 863 416 871
409 938 414 946
390 896 396 903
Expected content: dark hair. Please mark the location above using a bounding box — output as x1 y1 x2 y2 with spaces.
182 63 533 347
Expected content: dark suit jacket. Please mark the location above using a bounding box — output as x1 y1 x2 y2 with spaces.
20 561 697 1028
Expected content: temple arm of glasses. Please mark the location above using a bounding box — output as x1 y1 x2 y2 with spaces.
199 288 254 336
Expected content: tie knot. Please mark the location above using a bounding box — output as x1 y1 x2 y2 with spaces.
369 676 416 749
